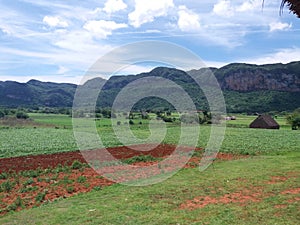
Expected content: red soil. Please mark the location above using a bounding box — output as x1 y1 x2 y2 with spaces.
180 187 264 210
267 176 288 184
0 144 193 173
0 144 247 215
281 188 300 195
180 174 300 210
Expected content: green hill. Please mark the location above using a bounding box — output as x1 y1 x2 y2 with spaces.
1 61 300 113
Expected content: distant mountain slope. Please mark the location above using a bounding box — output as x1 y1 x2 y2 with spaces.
0 80 77 107
1 61 300 112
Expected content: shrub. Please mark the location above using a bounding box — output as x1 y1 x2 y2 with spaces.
24 178 34 186
77 176 87 183
0 110 5 118
66 186 74 193
0 172 8 179
129 119 134 125
122 155 158 164
20 169 41 178
1 180 15 192
93 186 102 191
15 196 23 207
6 203 17 212
71 160 83 170
16 111 29 119
62 176 73 185
35 191 47 202
180 113 201 124
19 186 38 193
162 116 173 123
287 108 300 130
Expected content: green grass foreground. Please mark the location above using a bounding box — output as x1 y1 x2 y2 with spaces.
0 152 299 224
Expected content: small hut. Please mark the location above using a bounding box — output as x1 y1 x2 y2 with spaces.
249 115 280 129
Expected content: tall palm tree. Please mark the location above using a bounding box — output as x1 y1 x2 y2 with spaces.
280 0 300 17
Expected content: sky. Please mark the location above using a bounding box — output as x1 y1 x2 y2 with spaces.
0 0 300 84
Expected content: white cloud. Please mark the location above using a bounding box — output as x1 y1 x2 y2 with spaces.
0 75 83 84
43 16 68 28
57 66 69 74
269 22 292 32
103 0 127 14
241 48 300 65
83 20 127 39
177 5 201 32
0 26 12 35
236 0 261 12
128 0 174 28
213 0 234 17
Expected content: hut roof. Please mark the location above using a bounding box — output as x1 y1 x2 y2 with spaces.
249 115 280 129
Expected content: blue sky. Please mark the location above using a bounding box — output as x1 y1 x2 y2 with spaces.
0 0 300 84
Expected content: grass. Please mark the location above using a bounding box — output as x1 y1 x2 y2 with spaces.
0 114 299 158
0 128 77 158
0 152 299 224
0 113 299 223
28 113 73 128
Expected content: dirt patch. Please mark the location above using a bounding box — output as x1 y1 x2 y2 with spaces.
180 173 300 210
0 144 247 173
0 117 54 128
180 187 264 210
281 188 300 195
267 176 288 184
0 144 248 215
274 204 287 209
0 167 114 215
0 144 195 173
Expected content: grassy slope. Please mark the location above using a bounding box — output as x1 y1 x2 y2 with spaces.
0 152 299 224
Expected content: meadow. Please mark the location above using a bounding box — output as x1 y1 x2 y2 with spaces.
0 113 298 224
0 113 298 158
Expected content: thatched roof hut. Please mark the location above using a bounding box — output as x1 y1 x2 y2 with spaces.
249 115 280 129
280 0 300 17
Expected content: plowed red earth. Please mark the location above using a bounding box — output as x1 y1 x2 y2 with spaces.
0 144 246 215
0 144 184 173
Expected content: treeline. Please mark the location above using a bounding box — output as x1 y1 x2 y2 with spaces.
0 108 29 120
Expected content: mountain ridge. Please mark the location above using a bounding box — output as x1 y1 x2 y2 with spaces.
1 61 300 112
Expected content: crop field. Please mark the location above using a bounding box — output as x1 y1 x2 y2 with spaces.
0 128 77 158
0 114 299 158
0 113 299 224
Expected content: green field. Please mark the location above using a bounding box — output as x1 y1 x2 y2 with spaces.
0 113 299 224
0 114 298 158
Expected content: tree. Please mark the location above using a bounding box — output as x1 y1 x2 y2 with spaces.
280 0 300 18
0 110 4 118
16 111 29 119
287 108 300 130
263 1 300 18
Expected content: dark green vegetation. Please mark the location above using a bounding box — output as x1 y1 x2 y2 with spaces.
0 152 299 224
1 61 300 112
0 79 77 107
286 108 300 130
